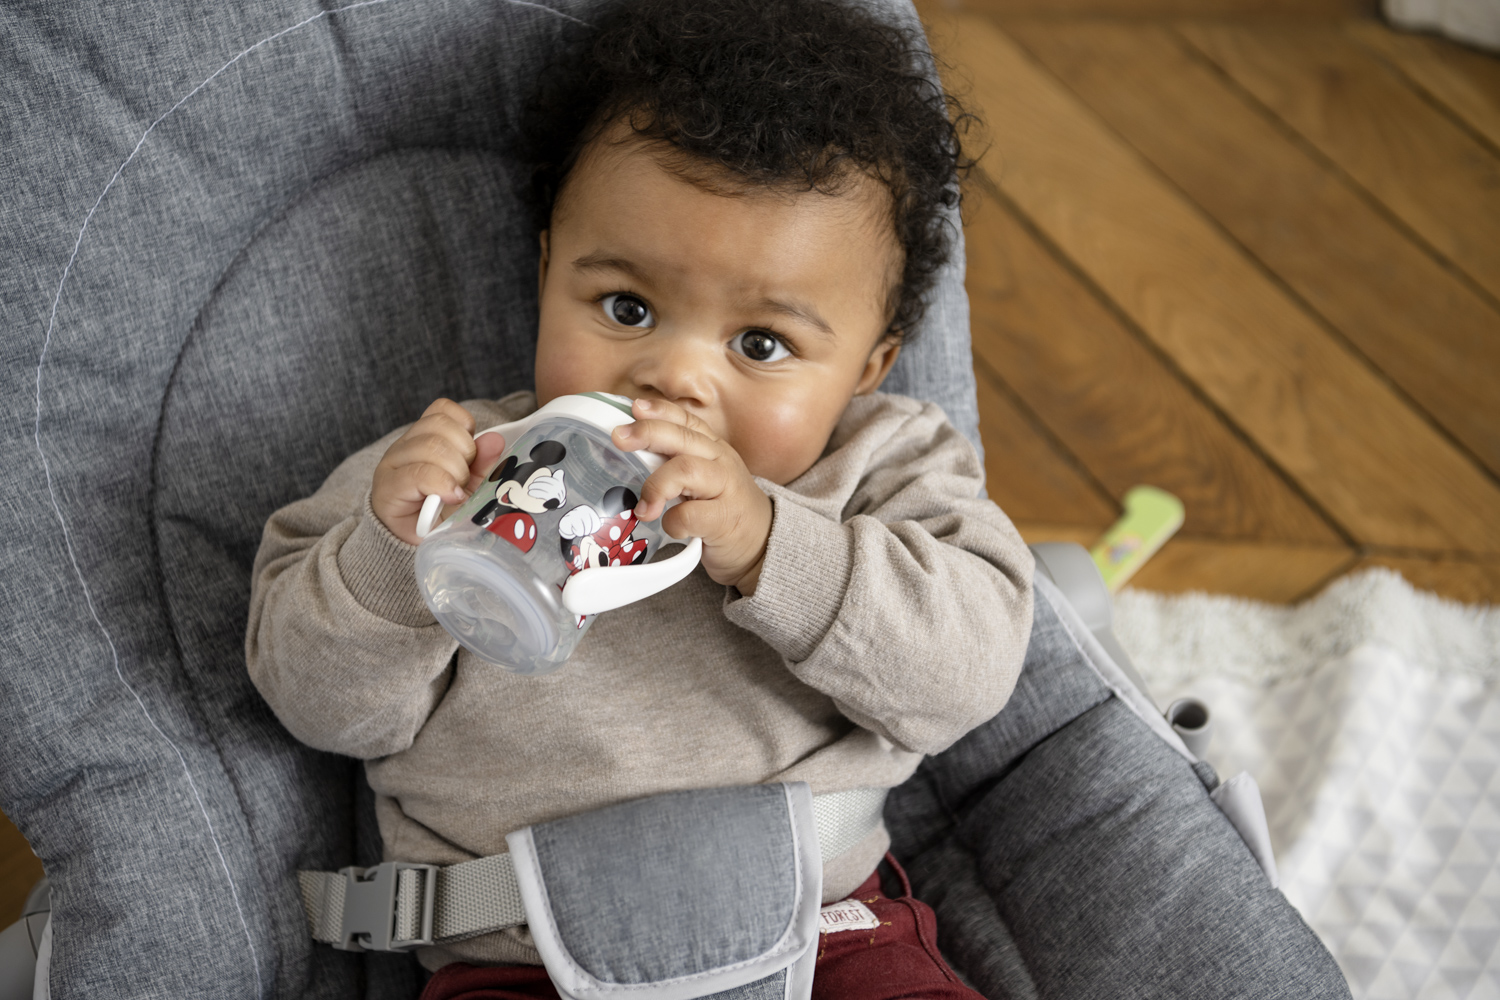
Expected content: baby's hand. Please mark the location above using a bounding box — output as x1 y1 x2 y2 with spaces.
372 399 506 545
612 399 772 595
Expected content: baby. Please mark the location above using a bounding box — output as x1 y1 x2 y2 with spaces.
247 0 1033 995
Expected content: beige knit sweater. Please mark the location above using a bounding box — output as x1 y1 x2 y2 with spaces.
246 390 1033 968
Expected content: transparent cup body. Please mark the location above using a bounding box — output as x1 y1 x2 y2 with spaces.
415 415 666 675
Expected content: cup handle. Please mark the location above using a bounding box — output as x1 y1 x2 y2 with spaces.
415 493 446 539
561 537 703 616
414 418 530 540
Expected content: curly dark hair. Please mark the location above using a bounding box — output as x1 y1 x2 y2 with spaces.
525 0 975 340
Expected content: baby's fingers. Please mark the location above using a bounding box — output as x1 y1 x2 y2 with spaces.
382 429 474 490
370 459 473 545
630 398 719 441
390 460 470 507
421 398 477 436
466 431 506 494
659 496 733 543
613 416 721 463
411 411 480 463
637 454 727 523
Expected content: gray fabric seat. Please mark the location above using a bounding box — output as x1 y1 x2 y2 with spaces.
890 589 1350 998
0 0 1346 997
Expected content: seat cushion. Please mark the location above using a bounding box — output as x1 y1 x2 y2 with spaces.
0 1 976 997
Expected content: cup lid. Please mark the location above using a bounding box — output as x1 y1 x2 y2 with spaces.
532 391 634 429
504 392 665 473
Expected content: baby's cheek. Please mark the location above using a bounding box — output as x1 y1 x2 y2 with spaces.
533 337 589 402
730 402 839 486
534 309 624 404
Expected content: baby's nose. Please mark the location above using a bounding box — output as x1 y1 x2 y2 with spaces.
631 335 715 407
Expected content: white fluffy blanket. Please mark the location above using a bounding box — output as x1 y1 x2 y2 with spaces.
1386 0 1500 52
1115 570 1500 1000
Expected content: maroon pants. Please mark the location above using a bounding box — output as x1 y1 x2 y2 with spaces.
421 855 983 1000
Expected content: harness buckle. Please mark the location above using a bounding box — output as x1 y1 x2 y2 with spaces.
334 862 437 952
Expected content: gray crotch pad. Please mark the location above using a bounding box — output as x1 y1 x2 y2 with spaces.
507 783 822 1000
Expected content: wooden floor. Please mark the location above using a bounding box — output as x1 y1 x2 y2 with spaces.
922 0 1500 603
0 810 42 929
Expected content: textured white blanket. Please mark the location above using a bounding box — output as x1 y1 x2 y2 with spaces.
1115 570 1500 1000
1385 0 1500 52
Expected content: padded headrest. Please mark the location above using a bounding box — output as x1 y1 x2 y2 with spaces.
0 1 975 997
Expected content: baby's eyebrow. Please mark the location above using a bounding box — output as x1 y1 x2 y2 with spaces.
756 297 835 340
571 252 646 282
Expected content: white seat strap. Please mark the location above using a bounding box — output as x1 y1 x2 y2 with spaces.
298 786 889 952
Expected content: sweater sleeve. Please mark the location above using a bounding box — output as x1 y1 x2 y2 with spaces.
245 397 525 759
723 397 1034 756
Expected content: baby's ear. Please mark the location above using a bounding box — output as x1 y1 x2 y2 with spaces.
855 334 903 395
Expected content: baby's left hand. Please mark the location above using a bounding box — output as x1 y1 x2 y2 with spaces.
613 398 772 596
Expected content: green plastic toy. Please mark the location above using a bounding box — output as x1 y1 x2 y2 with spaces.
1090 486 1185 592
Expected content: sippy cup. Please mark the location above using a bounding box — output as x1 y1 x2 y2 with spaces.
413 392 702 676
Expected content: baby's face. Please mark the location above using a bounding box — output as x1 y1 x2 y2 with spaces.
534 134 903 485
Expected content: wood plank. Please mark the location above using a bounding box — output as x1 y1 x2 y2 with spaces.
1018 532 1499 604
1352 552 1500 605
924 8 1500 553
1347 20 1500 153
1013 522 1356 602
0 808 43 929
1179 22 1500 304
955 0 1374 16
966 190 1345 543
1126 538 1356 602
975 363 1121 526
1005 19 1500 479
1013 524 1499 603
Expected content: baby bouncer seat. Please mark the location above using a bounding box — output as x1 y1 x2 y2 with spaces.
0 0 1350 996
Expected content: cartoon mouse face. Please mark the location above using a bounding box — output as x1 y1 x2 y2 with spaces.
559 485 649 574
488 440 568 515
471 440 569 553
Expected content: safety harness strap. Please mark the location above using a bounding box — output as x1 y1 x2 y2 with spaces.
809 785 888 862
298 786 888 952
298 785 888 953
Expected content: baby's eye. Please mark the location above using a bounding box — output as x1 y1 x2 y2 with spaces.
730 330 791 363
601 294 654 328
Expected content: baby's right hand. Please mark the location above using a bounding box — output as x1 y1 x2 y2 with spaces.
372 398 506 545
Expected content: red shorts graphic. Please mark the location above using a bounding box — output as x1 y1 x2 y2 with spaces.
420 855 983 1000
